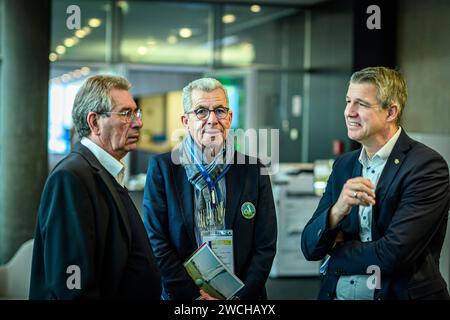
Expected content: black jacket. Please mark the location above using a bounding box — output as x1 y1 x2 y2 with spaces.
30 143 161 299
301 130 450 300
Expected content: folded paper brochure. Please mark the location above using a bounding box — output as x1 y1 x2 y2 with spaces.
184 242 244 299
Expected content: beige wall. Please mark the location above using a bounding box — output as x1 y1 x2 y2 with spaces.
166 91 187 147
137 91 186 153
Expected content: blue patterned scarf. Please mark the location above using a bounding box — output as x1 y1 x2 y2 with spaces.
180 135 234 229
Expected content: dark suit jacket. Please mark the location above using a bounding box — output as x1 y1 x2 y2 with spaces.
143 151 277 300
301 130 450 300
30 143 161 299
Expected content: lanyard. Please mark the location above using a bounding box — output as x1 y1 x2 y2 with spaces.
187 143 230 208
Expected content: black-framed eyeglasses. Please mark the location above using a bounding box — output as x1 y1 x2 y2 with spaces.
100 109 142 122
186 107 229 120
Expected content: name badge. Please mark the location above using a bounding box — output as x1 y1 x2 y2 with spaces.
201 229 234 273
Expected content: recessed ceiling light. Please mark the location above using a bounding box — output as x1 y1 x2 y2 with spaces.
49 53 58 62
55 45 66 55
64 38 76 47
250 5 261 13
82 26 92 35
179 28 192 38
75 29 87 38
80 67 90 76
222 14 236 24
88 18 102 28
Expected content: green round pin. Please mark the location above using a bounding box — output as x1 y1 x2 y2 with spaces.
241 202 256 219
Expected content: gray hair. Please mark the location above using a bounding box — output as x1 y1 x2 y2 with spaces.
182 78 228 113
350 67 407 126
72 75 131 138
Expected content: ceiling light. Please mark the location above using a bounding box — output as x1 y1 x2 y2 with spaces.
179 28 192 38
64 38 76 47
61 74 71 82
222 14 236 24
73 70 82 78
88 18 102 28
55 45 66 55
49 53 58 62
75 29 87 38
250 5 261 13
82 26 91 35
80 67 90 76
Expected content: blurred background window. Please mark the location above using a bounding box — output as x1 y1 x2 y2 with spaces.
121 2 212 66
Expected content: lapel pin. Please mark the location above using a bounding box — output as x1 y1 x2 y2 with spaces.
394 159 400 165
241 202 256 220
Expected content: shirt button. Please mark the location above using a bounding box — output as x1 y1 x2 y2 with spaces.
350 280 355 285
363 216 366 220
366 237 370 241
371 170 375 174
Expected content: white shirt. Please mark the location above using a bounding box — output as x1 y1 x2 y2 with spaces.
335 127 402 300
80 137 126 187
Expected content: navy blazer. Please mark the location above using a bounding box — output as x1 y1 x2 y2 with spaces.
301 130 450 300
143 151 277 300
30 143 161 299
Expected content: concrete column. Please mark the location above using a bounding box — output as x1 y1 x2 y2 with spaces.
0 0 50 263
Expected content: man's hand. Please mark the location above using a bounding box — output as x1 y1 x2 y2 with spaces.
200 289 218 300
329 177 376 228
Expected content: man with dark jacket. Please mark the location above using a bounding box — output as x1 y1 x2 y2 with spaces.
301 67 449 300
30 75 161 299
144 78 277 300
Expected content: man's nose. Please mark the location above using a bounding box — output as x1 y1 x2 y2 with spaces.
131 115 143 128
345 102 357 117
206 109 218 124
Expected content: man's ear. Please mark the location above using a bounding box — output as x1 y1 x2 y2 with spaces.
87 112 101 135
228 110 233 125
181 114 189 129
386 104 399 123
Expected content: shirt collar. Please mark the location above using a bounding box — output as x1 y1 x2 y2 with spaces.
359 127 402 167
80 137 126 186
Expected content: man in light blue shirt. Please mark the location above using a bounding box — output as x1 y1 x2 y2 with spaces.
335 127 401 299
302 67 450 300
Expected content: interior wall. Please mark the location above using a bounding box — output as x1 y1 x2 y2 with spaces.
397 0 450 288
307 0 353 162
397 0 450 135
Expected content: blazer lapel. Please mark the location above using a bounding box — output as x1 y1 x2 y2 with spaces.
225 159 245 229
172 164 196 246
375 131 412 207
73 143 132 247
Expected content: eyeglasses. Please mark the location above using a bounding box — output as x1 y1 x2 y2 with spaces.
186 107 230 120
100 109 142 122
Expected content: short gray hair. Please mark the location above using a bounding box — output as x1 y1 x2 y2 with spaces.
350 67 407 126
72 75 131 138
182 78 228 113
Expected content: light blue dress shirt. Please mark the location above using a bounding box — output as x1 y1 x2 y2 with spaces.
335 127 402 300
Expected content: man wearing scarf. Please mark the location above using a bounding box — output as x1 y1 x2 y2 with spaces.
143 78 277 300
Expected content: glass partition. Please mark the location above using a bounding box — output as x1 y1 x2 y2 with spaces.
51 0 108 62
222 5 304 68
121 1 212 65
